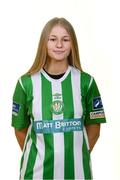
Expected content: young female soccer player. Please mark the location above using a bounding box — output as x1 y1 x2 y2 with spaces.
12 17 106 180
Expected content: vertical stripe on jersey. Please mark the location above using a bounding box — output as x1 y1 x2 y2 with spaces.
51 81 64 179
20 125 32 179
82 135 92 179
20 140 32 179
83 127 92 179
41 74 54 180
62 72 74 179
31 73 45 180
81 72 92 179
20 124 31 172
19 76 35 179
23 71 40 179
24 129 37 179
71 68 85 179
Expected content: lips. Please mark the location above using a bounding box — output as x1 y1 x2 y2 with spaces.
53 50 65 54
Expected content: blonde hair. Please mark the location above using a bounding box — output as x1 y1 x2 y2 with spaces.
27 17 82 75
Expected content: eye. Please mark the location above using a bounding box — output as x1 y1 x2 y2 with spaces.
48 38 56 42
63 39 70 42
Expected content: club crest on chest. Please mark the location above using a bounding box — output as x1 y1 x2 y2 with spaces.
51 93 64 115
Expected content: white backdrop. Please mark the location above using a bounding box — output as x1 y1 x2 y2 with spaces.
0 0 119 179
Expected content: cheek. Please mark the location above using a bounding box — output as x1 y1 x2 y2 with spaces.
47 44 53 56
47 42 53 50
65 43 71 50
47 49 51 56
47 47 54 58
66 50 71 57
64 48 71 58
66 45 71 54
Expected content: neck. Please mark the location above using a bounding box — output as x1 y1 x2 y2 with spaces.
44 59 69 75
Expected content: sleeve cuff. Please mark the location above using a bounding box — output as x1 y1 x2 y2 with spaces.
85 118 106 125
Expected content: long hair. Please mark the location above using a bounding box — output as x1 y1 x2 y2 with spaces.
27 17 82 75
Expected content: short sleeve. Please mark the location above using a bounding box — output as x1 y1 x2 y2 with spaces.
84 78 106 125
12 79 30 130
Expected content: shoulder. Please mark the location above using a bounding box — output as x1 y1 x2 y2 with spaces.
81 71 93 86
81 71 92 79
71 67 94 96
18 74 32 93
81 71 94 94
71 66 93 81
20 74 31 85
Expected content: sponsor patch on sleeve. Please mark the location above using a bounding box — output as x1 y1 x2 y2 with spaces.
90 110 105 119
12 102 20 116
93 97 103 110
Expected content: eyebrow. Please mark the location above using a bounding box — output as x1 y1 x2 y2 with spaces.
49 35 70 38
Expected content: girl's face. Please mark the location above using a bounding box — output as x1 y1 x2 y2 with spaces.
47 25 71 62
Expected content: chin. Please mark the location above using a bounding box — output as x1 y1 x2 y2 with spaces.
54 59 65 62
53 55 67 61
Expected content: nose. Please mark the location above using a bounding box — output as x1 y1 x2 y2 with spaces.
56 40 62 48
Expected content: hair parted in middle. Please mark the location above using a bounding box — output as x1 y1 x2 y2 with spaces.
27 17 82 75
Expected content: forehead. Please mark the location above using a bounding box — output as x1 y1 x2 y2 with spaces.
49 25 69 36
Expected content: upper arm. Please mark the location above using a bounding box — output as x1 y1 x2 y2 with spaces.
12 79 30 130
85 124 101 137
84 77 106 125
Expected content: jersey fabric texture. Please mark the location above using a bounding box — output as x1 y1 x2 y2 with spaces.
12 66 106 180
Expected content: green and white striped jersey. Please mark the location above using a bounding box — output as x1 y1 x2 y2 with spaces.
12 66 106 180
